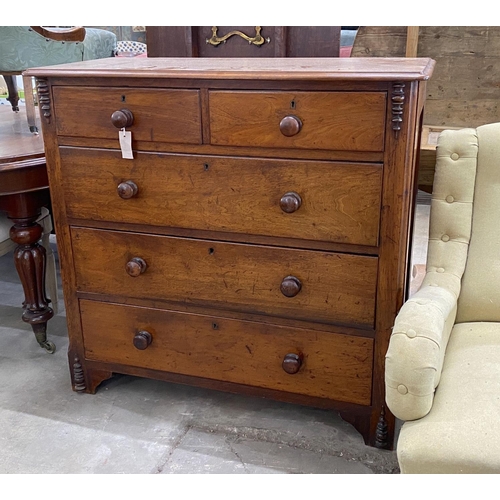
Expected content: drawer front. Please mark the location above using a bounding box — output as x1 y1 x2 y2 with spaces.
80 300 374 405
52 87 202 144
72 228 378 328
209 91 387 151
61 148 382 247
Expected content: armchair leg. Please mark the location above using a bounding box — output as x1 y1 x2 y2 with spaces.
4 75 20 112
22 75 38 134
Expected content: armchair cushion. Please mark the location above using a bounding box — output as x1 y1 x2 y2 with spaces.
457 123 500 322
81 28 117 61
397 322 500 474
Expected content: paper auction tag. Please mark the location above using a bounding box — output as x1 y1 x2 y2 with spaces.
119 128 133 159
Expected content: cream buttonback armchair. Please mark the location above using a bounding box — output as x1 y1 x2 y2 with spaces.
386 123 500 473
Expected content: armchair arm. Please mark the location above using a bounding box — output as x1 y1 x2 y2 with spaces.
385 279 458 421
30 26 86 42
386 126 479 421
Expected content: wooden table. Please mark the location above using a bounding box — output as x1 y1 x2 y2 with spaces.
0 105 55 352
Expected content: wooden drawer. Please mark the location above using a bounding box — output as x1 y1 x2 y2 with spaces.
209 91 387 151
72 227 378 328
52 87 202 144
60 148 382 247
80 300 374 405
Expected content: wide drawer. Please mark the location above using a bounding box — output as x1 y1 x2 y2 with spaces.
209 91 387 151
80 300 374 405
60 148 382 247
52 87 202 144
72 228 378 328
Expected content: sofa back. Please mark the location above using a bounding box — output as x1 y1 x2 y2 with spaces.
456 123 500 322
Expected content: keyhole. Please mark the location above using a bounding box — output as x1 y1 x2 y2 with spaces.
290 100 296 109
208 247 215 255
212 322 219 330
204 163 210 171
121 95 126 102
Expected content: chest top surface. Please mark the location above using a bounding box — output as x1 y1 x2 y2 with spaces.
26 56 435 82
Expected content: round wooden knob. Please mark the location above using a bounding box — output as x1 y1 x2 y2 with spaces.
133 330 152 350
117 180 138 199
279 115 302 137
280 276 302 297
126 257 147 277
282 353 303 374
280 192 302 213
111 108 134 128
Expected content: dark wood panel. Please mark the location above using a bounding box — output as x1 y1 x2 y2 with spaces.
146 26 341 58
286 26 341 57
145 27 197 57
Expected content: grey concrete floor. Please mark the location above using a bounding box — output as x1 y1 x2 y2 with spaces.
0 200 430 474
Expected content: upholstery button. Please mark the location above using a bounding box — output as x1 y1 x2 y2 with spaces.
436 267 445 273
441 235 450 242
406 329 417 338
446 195 455 203
397 384 408 395
451 153 460 160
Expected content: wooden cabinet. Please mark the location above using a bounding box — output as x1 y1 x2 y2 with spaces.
28 57 434 449
145 27 341 58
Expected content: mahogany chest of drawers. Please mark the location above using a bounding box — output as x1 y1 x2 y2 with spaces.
28 57 434 449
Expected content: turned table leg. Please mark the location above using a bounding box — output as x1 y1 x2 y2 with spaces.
9 215 55 353
4 75 20 112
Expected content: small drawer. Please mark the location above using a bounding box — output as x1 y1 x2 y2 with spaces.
72 228 378 328
80 300 374 405
52 86 202 144
60 148 382 247
209 91 387 152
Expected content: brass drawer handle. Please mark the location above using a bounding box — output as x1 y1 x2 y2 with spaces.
206 26 270 47
280 275 302 297
133 330 152 350
111 108 134 128
117 180 138 199
280 192 302 213
282 353 303 374
279 115 302 137
126 257 147 277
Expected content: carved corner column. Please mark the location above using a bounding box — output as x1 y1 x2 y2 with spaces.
69 352 113 394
